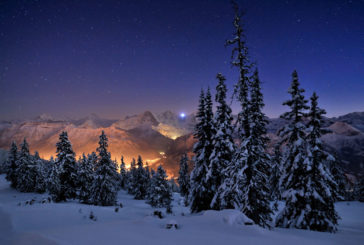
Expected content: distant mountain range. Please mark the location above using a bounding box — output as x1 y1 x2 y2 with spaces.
0 111 363 177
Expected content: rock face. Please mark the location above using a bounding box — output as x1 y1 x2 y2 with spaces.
0 111 363 177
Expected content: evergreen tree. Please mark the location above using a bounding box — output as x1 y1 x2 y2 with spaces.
33 151 47 193
87 152 98 171
89 131 119 206
178 153 190 206
218 70 272 227
127 158 137 194
209 73 235 210
329 153 347 201
290 92 339 232
227 2 252 139
16 139 37 192
189 88 215 212
78 153 95 203
49 131 78 202
275 71 317 230
270 145 282 202
215 2 254 211
5 141 18 188
148 165 172 210
120 156 127 189
134 155 149 200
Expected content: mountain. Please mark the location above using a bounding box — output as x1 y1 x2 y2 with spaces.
0 111 363 177
333 112 364 132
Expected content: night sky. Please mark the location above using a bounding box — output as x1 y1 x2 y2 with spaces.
0 0 363 120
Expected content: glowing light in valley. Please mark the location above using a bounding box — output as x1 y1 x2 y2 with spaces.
180 113 186 118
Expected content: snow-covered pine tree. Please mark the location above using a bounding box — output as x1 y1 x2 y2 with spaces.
219 70 272 227
33 151 47 193
89 131 119 206
275 71 311 229
134 155 149 200
49 131 78 202
329 153 347 201
120 156 127 189
189 88 215 212
78 153 95 203
147 165 172 210
178 153 190 205
293 92 339 232
127 158 137 195
5 141 18 188
208 73 235 210
16 139 37 192
215 2 255 211
242 69 272 227
270 145 282 202
86 152 98 171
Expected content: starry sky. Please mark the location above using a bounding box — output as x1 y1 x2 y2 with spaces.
0 0 363 120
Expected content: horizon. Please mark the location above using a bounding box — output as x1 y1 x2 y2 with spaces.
2 108 364 122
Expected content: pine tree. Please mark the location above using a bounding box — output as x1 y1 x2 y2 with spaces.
127 158 137 195
87 152 98 171
227 2 252 139
209 74 235 210
189 88 215 212
16 139 37 192
120 156 127 189
243 69 272 227
49 131 78 202
216 2 254 211
78 153 95 203
270 145 282 202
275 71 313 230
329 153 347 201
296 92 339 232
148 165 172 210
178 153 190 206
89 131 119 206
5 141 18 188
218 70 272 227
33 151 47 193
134 155 149 200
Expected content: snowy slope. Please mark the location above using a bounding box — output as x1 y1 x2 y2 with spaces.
0 175 363 245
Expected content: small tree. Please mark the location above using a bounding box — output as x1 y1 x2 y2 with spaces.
120 156 127 189
127 158 137 194
329 153 347 201
134 155 149 200
5 141 18 188
16 139 37 192
49 131 78 202
33 151 47 193
270 145 282 208
89 131 119 206
178 153 190 206
148 165 172 210
78 154 95 203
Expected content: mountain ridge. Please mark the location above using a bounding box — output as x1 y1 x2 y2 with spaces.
0 110 363 177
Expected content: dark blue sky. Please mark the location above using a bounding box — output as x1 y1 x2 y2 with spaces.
0 0 363 120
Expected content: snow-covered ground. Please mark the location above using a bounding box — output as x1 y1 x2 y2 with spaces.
0 175 363 245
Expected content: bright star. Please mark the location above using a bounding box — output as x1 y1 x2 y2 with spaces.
180 113 186 118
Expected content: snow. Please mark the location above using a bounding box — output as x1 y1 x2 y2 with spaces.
0 175 363 245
